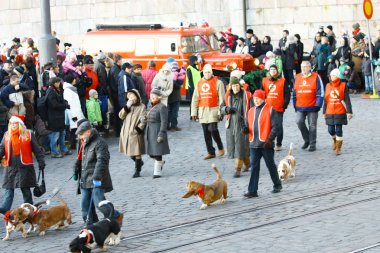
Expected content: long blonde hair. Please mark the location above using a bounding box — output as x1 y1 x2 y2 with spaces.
5 122 29 141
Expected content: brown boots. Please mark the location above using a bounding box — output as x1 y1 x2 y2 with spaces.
335 137 343 155
234 159 244 178
332 135 337 150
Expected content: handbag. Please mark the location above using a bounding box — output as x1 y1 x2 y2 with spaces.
33 168 46 197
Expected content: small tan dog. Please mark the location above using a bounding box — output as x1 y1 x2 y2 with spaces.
182 164 228 210
277 143 297 182
31 197 72 236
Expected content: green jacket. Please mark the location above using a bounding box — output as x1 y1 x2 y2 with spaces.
86 98 102 124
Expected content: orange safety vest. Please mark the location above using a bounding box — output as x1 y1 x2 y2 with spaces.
248 104 272 142
294 72 318 108
3 131 33 167
225 89 251 121
325 82 347 115
262 77 286 112
197 76 219 107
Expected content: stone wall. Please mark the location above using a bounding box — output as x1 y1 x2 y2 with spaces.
0 0 379 53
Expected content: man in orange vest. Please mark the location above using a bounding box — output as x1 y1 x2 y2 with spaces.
293 61 324 152
262 65 290 151
244 90 282 198
191 64 225 160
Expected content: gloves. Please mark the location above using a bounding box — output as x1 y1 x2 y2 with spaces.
73 160 81 181
242 125 249 134
157 136 164 143
39 164 45 171
135 126 143 134
263 139 274 149
93 180 102 188
225 106 237 114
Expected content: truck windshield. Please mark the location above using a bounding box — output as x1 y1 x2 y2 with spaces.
181 35 210 53
209 33 219 50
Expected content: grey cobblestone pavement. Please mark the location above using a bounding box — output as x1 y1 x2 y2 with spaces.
0 95 380 252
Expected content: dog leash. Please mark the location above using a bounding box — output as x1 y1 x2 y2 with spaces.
49 174 75 200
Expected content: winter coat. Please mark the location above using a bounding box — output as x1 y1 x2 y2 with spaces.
46 86 68 132
345 68 361 86
145 102 170 156
141 67 158 98
222 89 250 159
119 89 147 156
108 64 121 105
19 74 34 90
191 77 225 124
317 44 331 71
261 43 273 55
295 41 304 63
85 68 100 99
94 61 107 90
118 70 135 108
323 81 353 125
0 100 8 126
63 82 85 129
25 62 38 96
151 71 173 106
351 41 365 73
80 129 113 192
327 62 338 77
0 83 29 109
168 67 186 103
86 98 102 125
0 131 45 189
335 46 352 63
131 73 149 106
248 42 262 58
283 43 296 70
23 90 35 129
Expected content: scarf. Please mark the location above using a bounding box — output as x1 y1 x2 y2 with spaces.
77 140 84 161
10 129 21 156
331 78 341 87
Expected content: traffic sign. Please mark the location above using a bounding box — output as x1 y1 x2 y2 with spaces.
363 0 373 20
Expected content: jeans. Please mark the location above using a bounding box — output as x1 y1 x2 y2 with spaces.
168 101 180 129
347 82 359 90
328 124 343 137
296 111 318 148
80 188 120 224
48 130 69 155
1 188 33 211
364 75 373 92
247 148 282 194
201 123 224 155
276 112 284 146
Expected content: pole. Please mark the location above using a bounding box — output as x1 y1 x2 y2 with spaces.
39 0 56 69
367 19 379 98
242 0 247 33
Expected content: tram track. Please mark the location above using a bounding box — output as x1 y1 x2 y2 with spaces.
348 242 380 253
122 178 380 242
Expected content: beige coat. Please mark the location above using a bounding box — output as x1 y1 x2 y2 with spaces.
351 40 365 73
191 77 225 124
119 103 147 156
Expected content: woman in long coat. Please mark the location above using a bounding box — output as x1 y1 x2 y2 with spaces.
323 69 353 155
222 77 251 178
119 89 147 178
145 88 170 178
0 115 45 211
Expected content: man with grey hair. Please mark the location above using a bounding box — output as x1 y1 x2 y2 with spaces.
293 61 324 152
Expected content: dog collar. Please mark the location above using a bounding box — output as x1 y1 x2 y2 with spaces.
3 210 14 225
197 187 204 198
80 229 92 245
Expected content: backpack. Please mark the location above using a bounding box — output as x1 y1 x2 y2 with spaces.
37 89 50 121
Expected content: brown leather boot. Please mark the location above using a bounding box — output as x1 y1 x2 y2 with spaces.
335 140 343 155
234 159 243 178
242 157 250 172
332 135 337 150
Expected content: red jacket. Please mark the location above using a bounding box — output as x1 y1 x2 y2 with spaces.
142 67 158 97
85 67 100 99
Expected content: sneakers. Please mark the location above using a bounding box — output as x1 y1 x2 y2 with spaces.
274 145 282 151
244 192 258 198
116 213 124 227
62 150 73 156
218 149 225 156
51 153 63 158
203 154 216 160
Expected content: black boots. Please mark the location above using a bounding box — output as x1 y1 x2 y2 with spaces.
133 159 144 178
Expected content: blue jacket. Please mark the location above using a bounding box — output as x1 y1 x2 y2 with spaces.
117 70 135 107
0 83 29 108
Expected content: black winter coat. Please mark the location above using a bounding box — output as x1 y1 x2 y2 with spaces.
108 64 121 93
283 44 296 70
131 73 149 106
80 129 113 192
46 86 68 132
0 101 8 126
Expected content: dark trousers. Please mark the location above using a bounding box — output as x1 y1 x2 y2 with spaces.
201 123 224 155
112 94 122 136
70 128 77 150
168 101 180 129
283 69 295 90
276 112 284 146
1 188 33 211
318 70 328 89
248 148 282 194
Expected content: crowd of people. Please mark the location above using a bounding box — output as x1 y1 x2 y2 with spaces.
0 22 376 226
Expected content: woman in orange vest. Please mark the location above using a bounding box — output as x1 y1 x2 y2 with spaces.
323 69 353 155
0 115 45 211
244 90 282 198
222 76 251 178
262 65 290 151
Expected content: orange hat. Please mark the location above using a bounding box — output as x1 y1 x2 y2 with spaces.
253 90 266 100
9 114 25 125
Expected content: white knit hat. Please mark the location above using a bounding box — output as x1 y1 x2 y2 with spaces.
89 89 97 98
203 64 213 73
330 68 341 78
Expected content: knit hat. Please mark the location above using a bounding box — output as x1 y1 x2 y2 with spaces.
167 57 175 63
151 88 162 97
96 53 107 61
330 68 341 78
9 114 25 125
203 64 213 73
89 89 97 98
253 90 266 100
266 51 274 58
75 120 92 135
74 59 83 67
352 23 360 30
171 61 179 70
246 29 253 34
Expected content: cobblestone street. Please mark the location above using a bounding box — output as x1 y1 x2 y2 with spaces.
1 95 380 253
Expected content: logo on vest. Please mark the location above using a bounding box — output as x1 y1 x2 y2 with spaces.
301 80 310 86
330 89 339 99
269 83 276 92
201 83 210 93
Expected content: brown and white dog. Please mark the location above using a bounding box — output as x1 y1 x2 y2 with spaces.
277 143 297 182
31 197 72 236
182 164 228 210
